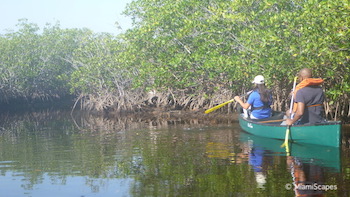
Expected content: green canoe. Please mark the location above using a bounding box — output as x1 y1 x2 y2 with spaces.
238 112 342 147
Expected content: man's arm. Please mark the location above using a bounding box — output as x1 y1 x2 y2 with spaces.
286 102 305 125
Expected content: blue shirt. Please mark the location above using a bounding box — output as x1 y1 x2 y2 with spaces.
249 147 265 172
247 91 272 119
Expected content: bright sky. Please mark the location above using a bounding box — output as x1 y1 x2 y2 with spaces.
0 0 133 35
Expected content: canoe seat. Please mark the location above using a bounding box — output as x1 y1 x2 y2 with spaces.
249 111 285 123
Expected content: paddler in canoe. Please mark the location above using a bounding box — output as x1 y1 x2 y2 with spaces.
234 75 273 120
285 68 325 126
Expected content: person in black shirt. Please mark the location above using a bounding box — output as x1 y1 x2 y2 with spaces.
286 68 325 125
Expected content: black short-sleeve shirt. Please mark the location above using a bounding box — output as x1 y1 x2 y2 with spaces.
295 86 325 124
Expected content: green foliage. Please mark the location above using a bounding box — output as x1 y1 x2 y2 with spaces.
68 32 124 94
0 0 349 119
122 0 349 116
0 19 85 101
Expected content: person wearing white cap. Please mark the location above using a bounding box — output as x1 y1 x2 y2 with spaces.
252 75 265 85
234 75 273 119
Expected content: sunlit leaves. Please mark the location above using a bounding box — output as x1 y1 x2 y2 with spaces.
121 0 349 115
0 20 89 101
0 0 348 118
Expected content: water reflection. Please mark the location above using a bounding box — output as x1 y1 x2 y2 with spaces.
240 131 345 196
240 132 341 172
0 110 348 196
287 156 326 196
248 146 269 189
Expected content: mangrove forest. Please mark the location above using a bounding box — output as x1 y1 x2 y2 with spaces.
0 0 349 121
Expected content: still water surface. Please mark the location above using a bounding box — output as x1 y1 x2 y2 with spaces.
0 110 349 196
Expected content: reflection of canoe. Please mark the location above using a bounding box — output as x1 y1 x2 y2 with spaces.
239 131 341 172
238 112 342 147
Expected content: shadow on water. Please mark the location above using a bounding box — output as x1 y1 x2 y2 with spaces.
0 110 349 196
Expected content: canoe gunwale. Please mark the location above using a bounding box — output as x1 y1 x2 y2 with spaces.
239 112 342 128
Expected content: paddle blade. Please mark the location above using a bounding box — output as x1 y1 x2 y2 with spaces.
205 99 235 114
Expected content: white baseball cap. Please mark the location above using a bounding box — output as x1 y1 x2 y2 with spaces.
252 75 265 84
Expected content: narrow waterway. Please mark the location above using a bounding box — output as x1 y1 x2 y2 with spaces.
0 110 349 196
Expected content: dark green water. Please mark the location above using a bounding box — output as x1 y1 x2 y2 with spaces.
0 110 349 197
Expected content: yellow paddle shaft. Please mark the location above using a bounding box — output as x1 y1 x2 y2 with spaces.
205 99 235 114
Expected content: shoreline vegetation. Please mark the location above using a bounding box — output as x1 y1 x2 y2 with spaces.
0 0 349 123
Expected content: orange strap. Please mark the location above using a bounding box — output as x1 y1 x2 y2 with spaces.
307 103 322 108
293 103 322 112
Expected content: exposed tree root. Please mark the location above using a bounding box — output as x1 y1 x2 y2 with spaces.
74 87 350 123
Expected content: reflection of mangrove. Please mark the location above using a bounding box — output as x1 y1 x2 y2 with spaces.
0 110 241 194
0 111 271 195
0 110 349 195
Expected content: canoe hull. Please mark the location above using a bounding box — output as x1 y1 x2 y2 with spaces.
238 114 342 147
